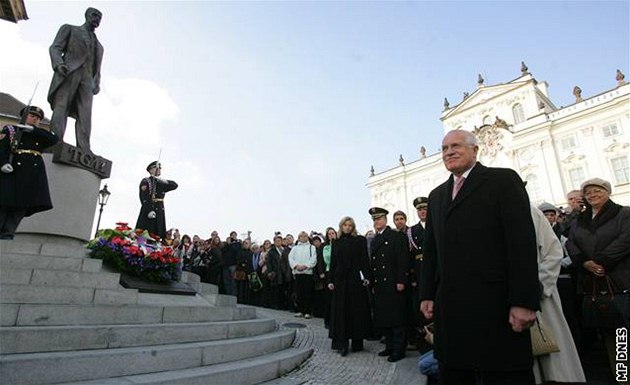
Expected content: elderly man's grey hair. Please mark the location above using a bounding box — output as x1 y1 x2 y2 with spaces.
445 129 478 147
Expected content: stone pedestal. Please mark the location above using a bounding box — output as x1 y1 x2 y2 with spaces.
17 154 102 242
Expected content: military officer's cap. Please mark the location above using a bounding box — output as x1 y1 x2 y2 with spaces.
413 197 429 209
146 161 161 171
20 106 45 120
369 207 388 220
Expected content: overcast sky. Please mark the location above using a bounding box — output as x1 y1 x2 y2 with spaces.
1 1 628 242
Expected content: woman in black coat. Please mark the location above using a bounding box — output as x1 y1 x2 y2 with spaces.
235 239 252 304
328 216 372 356
566 177 630 380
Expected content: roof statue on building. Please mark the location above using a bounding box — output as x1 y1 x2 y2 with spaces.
477 73 484 87
573 86 583 103
443 97 450 111
463 91 469 100
617 69 626 86
370 165 375 177
399 154 405 166
521 61 529 75
420 146 426 158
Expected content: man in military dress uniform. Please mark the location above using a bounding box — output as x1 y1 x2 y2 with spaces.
135 161 178 241
0 106 58 239
368 207 410 362
410 197 429 349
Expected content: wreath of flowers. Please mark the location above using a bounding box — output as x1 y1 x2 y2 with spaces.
87 222 181 283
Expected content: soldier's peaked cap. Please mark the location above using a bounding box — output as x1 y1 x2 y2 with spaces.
413 197 428 209
369 207 388 220
20 106 44 120
146 161 160 171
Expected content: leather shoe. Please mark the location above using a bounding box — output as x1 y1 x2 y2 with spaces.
339 347 348 357
387 354 405 362
377 349 391 357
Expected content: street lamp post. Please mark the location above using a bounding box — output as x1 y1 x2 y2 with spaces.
94 184 111 237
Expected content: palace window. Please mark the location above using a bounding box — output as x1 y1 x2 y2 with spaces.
601 123 620 137
568 167 586 190
525 174 543 204
611 156 630 184
512 103 525 124
560 135 578 151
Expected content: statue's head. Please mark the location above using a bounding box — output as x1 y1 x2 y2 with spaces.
84 7 102 29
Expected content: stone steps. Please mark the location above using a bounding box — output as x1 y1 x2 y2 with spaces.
0 284 139 306
57 347 313 385
1 303 257 326
0 330 297 385
1 267 121 289
1 318 277 354
0 241 310 384
0 253 103 272
1 240 88 259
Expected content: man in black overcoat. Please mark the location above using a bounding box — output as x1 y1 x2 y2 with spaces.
0 106 58 239
369 207 410 362
420 130 539 384
135 161 178 241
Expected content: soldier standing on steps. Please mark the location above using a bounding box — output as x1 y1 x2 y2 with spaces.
0 106 59 240
135 161 178 241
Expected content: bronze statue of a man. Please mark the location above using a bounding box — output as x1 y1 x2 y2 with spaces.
47 7 103 152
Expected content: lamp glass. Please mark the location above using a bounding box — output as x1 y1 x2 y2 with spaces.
98 185 111 206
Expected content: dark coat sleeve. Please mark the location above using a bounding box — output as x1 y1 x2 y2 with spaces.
159 179 178 193
330 242 338 286
34 127 59 148
358 236 371 282
395 231 410 285
595 207 630 270
139 178 151 205
420 190 438 301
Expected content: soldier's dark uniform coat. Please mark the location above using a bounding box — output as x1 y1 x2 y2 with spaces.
370 226 410 328
135 176 177 240
409 222 424 286
0 125 58 215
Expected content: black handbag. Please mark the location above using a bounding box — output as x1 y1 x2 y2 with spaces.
582 276 630 329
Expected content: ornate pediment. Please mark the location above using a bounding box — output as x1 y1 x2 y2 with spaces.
443 81 530 121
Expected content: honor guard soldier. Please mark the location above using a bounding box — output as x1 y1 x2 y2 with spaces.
368 207 410 362
135 161 178 241
410 197 429 349
0 106 58 239
410 197 428 283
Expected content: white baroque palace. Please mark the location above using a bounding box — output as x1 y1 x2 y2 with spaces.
367 67 630 217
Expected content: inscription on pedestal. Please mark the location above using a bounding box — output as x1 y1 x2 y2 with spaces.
50 142 112 178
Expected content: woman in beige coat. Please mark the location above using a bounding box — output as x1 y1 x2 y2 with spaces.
531 206 586 383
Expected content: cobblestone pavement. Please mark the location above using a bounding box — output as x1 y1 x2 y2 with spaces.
257 308 428 385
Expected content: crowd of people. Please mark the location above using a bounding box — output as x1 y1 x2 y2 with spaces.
155 130 628 385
